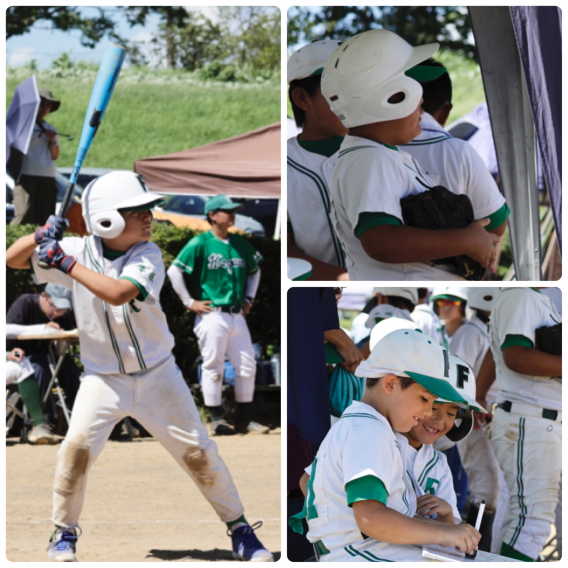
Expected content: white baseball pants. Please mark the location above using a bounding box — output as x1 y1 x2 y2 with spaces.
52 354 244 527
194 312 256 407
489 407 561 560
321 540 437 562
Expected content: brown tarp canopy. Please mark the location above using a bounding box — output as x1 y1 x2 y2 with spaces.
134 122 280 198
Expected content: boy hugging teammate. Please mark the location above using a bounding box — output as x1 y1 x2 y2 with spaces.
6 172 272 562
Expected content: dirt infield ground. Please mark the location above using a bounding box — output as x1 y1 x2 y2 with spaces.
6 430 281 562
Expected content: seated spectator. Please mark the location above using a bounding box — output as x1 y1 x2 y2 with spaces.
6 284 80 416
6 347 60 444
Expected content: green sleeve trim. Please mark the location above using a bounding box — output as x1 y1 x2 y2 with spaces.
120 276 148 301
483 202 510 231
501 334 534 351
325 342 345 364
355 212 402 239
346 475 388 507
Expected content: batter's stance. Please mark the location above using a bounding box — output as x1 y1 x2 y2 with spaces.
167 195 269 436
6 172 273 562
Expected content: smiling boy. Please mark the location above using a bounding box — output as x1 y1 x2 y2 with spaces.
6 171 273 562
291 329 481 561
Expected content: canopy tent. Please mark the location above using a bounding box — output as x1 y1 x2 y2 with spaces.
134 122 280 198
469 6 561 280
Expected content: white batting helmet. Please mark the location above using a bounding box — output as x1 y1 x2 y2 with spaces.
82 171 165 239
373 287 419 305
430 286 468 303
288 39 343 83
368 317 420 352
467 287 500 312
321 29 439 127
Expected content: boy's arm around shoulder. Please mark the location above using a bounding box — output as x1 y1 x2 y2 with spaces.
352 500 480 553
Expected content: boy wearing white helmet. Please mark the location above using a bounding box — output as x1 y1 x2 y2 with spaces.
291 329 481 561
401 355 487 527
488 288 561 561
287 40 349 280
6 171 273 562
450 287 505 552
321 29 500 281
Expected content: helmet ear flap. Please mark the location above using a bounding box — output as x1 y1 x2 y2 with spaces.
89 210 125 239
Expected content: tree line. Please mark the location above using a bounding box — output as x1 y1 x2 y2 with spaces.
7 6 280 72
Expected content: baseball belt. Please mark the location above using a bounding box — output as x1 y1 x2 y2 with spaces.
497 400 561 423
211 305 242 314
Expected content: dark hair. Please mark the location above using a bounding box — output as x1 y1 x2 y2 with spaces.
366 375 416 389
289 75 322 127
386 295 416 313
419 58 452 116
418 288 429 300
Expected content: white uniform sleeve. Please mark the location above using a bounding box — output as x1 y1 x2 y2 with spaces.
6 323 52 338
245 267 261 299
494 290 540 347
342 421 396 493
31 237 82 288
450 323 485 372
120 242 165 304
166 264 194 309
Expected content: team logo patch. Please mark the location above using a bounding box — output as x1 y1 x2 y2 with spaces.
424 478 440 495
207 253 245 274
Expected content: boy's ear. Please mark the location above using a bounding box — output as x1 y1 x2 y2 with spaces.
291 86 312 112
381 374 399 395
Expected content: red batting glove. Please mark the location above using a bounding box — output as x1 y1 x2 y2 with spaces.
39 238 76 273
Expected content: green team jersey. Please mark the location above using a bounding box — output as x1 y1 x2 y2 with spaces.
172 231 263 307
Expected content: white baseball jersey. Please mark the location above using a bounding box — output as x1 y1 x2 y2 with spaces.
490 287 561 411
287 137 346 267
402 436 461 523
401 113 508 227
303 401 416 556
411 303 446 347
331 135 465 281
31 235 174 375
365 305 413 329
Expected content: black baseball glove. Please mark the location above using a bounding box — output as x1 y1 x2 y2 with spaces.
400 184 485 281
535 323 562 356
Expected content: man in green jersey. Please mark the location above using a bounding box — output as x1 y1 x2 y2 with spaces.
167 195 268 436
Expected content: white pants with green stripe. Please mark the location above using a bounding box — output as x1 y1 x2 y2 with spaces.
321 541 437 562
52 354 244 527
194 312 256 407
489 407 562 560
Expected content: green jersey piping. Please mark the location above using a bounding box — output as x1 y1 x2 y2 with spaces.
122 304 146 370
417 450 439 486
288 156 345 267
509 418 527 547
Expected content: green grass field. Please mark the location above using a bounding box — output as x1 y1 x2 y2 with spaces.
7 67 280 170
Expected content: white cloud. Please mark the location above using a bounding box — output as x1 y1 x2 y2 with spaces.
7 46 40 68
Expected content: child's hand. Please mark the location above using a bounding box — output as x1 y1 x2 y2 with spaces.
438 523 481 555
464 219 500 271
189 300 213 314
39 239 77 273
34 215 67 244
8 348 25 362
416 494 452 518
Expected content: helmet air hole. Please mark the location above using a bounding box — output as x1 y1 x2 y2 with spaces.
101 221 111 228
387 92 406 104
330 95 338 101
335 58 339 68
483 295 493 301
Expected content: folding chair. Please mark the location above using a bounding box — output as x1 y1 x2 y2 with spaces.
6 385 33 444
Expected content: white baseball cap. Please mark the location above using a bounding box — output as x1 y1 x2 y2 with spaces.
288 40 343 84
368 317 420 351
356 329 468 405
430 286 468 303
373 287 419 304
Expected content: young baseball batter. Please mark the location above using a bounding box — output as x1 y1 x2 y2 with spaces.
6 171 273 562
488 287 561 561
291 329 481 562
167 195 268 436
402 355 487 527
400 59 509 239
320 29 500 280
287 40 349 280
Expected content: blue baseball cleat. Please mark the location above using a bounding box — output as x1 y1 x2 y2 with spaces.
47 525 82 562
229 521 274 562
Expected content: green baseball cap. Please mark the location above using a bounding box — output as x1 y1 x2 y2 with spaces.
204 195 243 215
405 64 447 82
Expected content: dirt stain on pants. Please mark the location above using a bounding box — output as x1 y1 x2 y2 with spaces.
183 448 215 487
54 443 90 495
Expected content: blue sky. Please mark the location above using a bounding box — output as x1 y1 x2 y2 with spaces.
6 7 217 69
